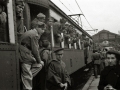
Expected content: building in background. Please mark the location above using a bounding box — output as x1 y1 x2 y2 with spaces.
92 29 120 50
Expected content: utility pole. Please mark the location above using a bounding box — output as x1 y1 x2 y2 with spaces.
68 14 84 28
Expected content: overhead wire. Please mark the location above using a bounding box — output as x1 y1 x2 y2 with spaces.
65 0 75 13
51 0 95 35
75 0 94 30
58 0 73 14
52 0 84 27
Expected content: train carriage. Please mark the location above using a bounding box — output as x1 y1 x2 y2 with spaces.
0 0 93 90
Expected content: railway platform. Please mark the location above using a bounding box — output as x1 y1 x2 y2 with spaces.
82 75 100 90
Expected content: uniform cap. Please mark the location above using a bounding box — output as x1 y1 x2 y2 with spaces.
37 13 46 18
54 48 64 53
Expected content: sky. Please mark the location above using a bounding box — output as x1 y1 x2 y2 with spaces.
50 0 120 36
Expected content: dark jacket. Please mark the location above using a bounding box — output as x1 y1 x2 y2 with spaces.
46 60 71 90
98 65 120 90
19 29 41 64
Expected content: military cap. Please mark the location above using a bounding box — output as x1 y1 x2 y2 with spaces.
54 48 64 53
37 13 46 18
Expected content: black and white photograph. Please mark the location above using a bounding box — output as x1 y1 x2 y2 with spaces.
0 0 120 90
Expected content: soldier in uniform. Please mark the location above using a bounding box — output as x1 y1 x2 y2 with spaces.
46 48 71 90
16 0 25 43
53 18 66 43
33 39 51 90
31 13 46 29
92 49 101 78
19 21 45 90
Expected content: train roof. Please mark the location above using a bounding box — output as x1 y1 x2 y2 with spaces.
49 0 92 39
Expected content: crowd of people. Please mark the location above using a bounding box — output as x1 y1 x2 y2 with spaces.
15 0 72 90
0 0 92 90
92 47 120 90
0 1 97 90
15 0 120 90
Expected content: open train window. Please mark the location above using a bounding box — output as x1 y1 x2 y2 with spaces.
23 3 49 30
29 4 49 26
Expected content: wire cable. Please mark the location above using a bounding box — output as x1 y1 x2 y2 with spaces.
75 0 83 14
58 0 73 14
65 0 75 13
75 0 94 30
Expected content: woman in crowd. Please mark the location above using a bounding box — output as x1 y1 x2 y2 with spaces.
98 50 120 90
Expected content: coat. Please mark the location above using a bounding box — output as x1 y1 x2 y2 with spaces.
98 65 120 90
33 48 51 90
92 52 101 65
46 60 71 90
19 29 41 64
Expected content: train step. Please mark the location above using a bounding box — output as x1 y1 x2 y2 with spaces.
82 75 100 90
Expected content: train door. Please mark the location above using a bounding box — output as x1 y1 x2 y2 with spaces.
22 1 49 90
0 0 20 90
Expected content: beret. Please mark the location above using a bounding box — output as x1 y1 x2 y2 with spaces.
107 50 120 59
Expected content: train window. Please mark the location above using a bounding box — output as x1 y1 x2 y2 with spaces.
0 2 9 43
29 4 49 25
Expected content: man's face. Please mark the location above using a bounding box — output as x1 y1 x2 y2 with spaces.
106 54 117 66
56 50 64 61
48 20 54 26
16 2 25 16
38 18 45 23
